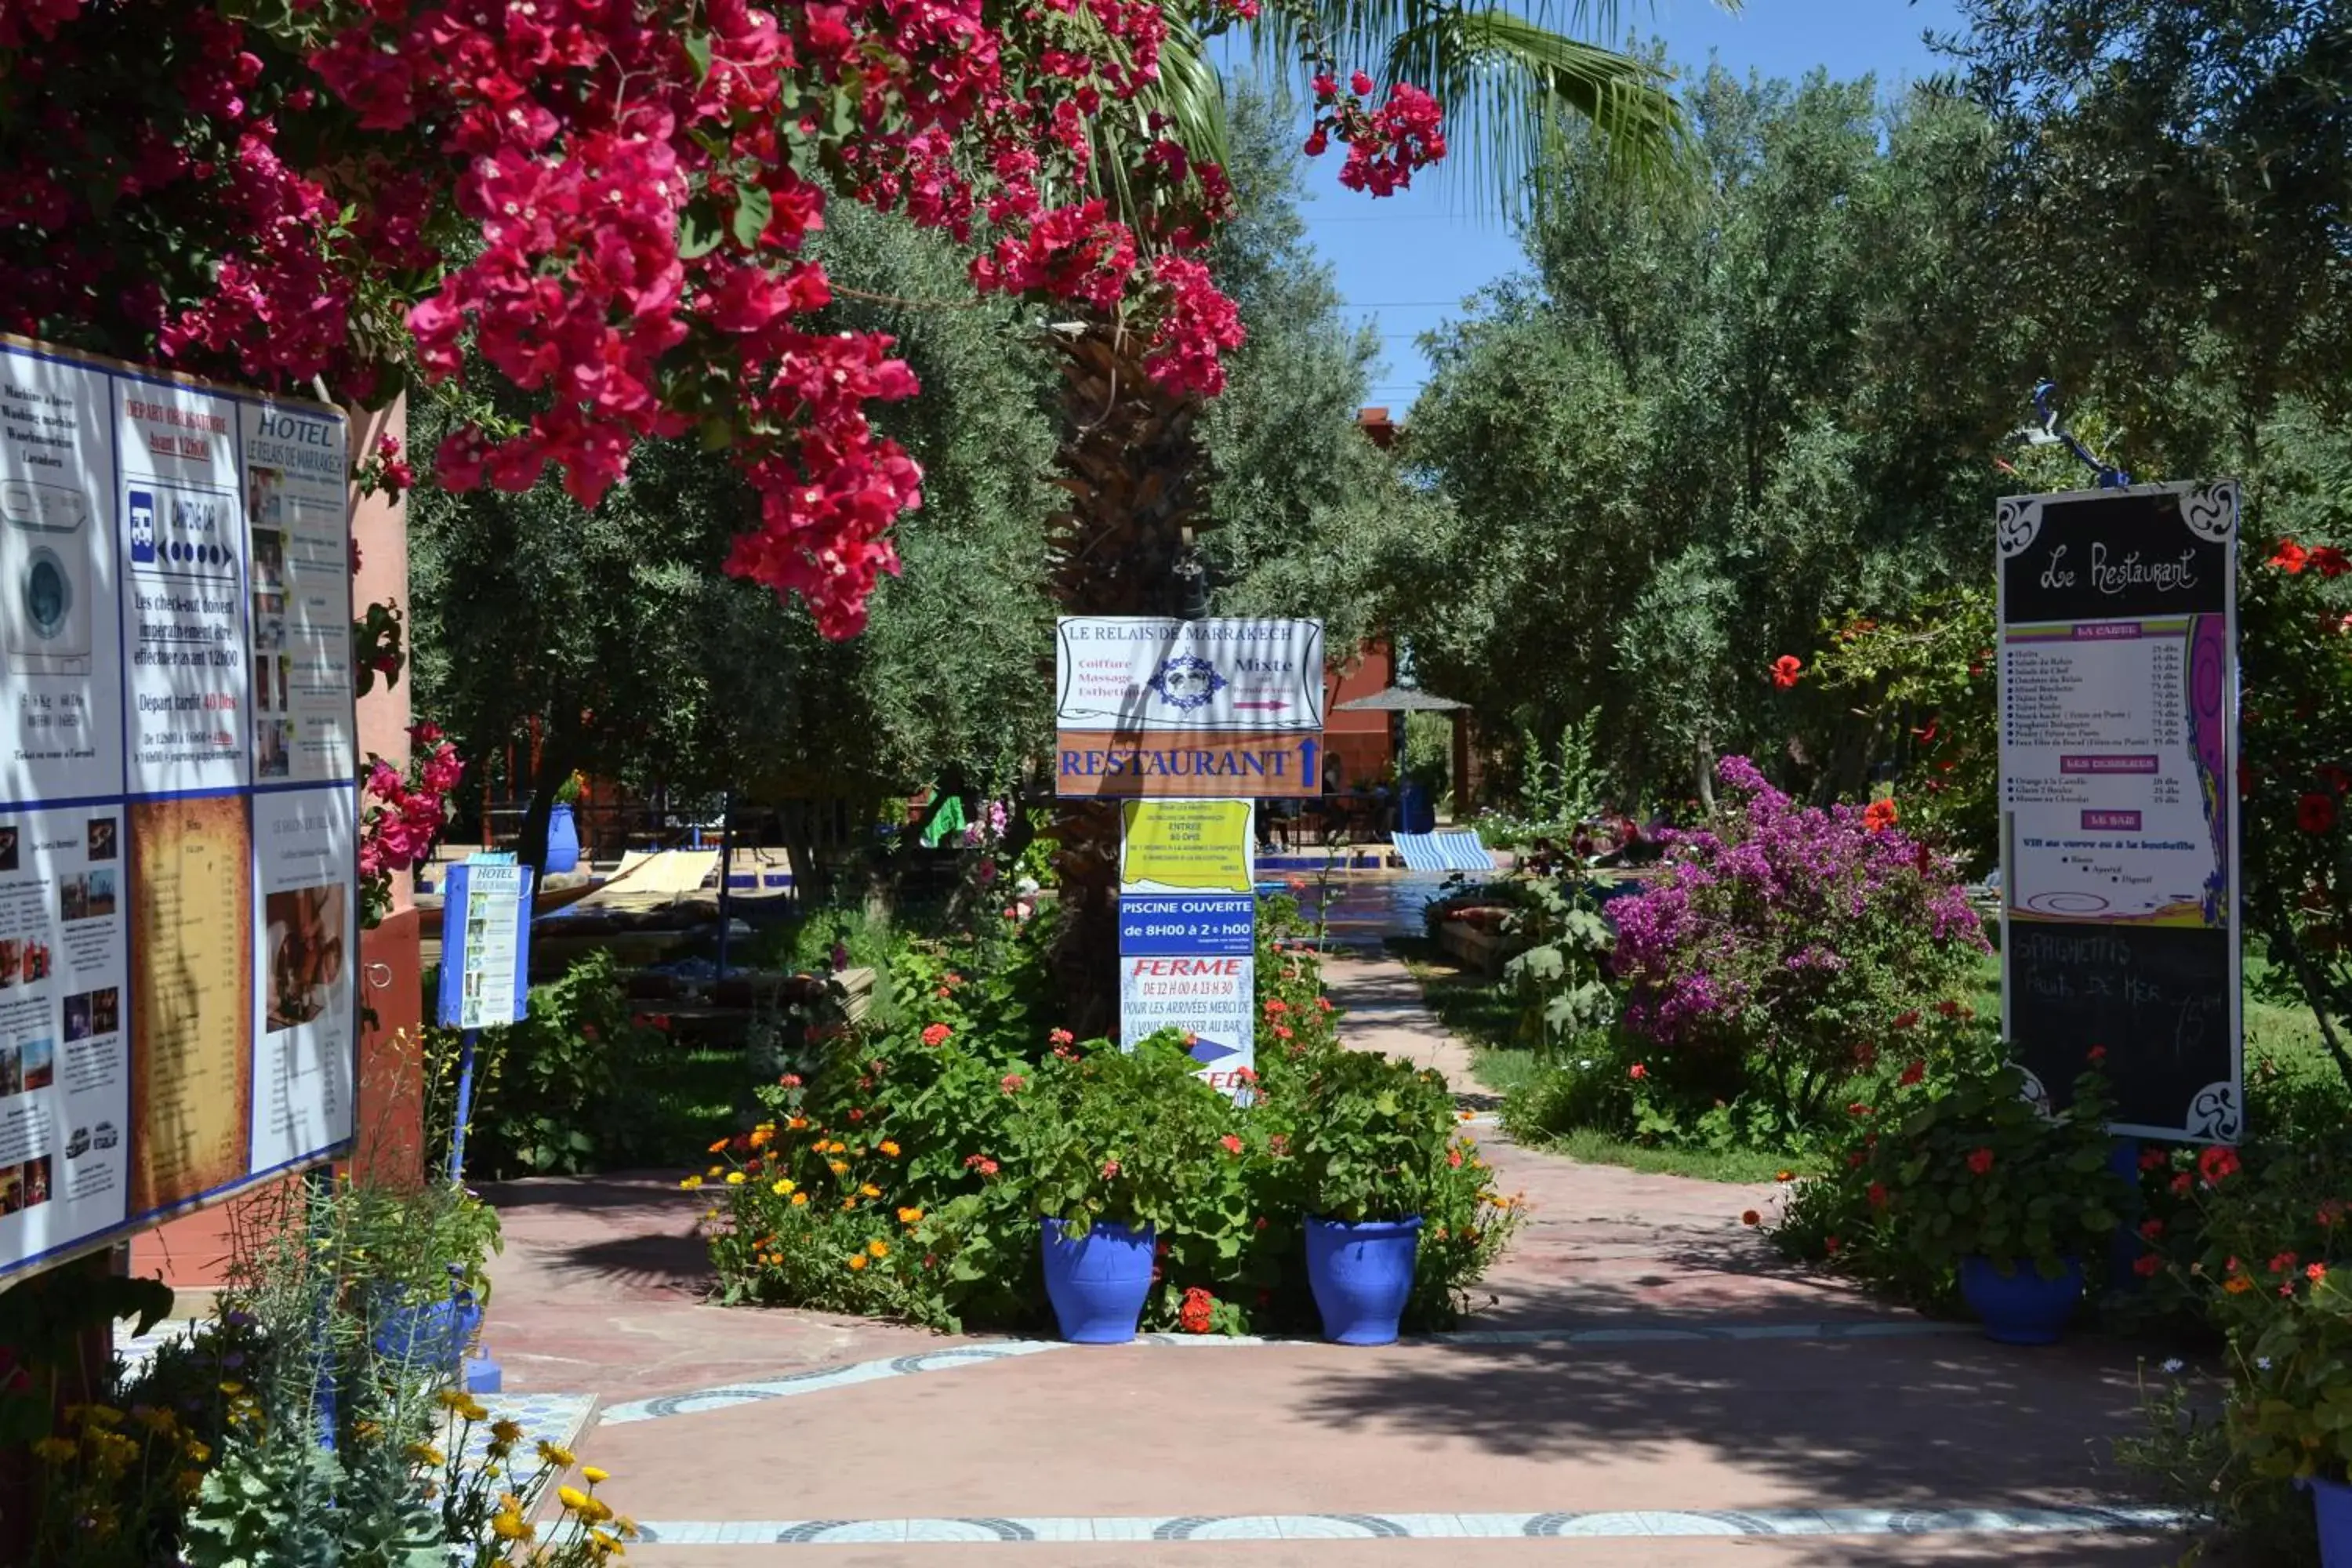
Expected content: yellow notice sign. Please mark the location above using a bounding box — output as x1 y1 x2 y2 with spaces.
1120 800 1255 894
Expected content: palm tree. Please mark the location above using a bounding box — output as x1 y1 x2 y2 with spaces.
1045 2 1708 1034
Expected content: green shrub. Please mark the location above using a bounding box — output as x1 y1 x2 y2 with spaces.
1765 1018 2126 1298
425 950 671 1177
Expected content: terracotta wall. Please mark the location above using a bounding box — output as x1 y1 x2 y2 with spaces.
131 398 423 1291
1324 644 1393 792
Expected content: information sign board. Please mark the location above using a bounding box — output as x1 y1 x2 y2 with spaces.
0 334 358 1280
1997 481 2241 1140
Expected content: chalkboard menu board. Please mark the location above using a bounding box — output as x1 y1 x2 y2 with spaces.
1997 483 2242 1142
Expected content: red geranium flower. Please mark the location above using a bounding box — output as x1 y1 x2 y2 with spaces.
1867 1181 1889 1208
2313 545 2352 579
1771 655 1804 689
2132 1253 2163 1277
1628 1063 1648 1080
921 1022 952 1047
2270 539 2311 573
2300 793 2338 834
1898 1060 1926 1087
1966 1147 1995 1175
2087 1044 2107 1063
1219 1134 1243 1156
1893 1010 1921 1030
1862 798 1899 833
2198 1146 2241 1185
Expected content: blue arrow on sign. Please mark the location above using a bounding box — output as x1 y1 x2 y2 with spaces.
1187 1036 1240 1065
1300 735 1319 790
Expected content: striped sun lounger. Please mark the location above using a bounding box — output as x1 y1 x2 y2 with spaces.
1392 831 1497 873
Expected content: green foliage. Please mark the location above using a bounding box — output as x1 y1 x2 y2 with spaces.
1946 0 2352 428
1769 1035 2129 1292
1809 591 2000 872
426 951 672 1178
1392 71 2014 807
1285 1048 1455 1223
1493 875 1617 1053
1514 710 1608 829
1196 85 1443 648
2145 1133 2352 1484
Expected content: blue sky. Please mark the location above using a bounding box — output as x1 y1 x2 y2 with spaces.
1252 0 1965 411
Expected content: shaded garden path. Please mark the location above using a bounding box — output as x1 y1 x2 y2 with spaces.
427 949 2190 1564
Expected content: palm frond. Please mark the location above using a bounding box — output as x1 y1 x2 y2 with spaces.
1385 8 1690 199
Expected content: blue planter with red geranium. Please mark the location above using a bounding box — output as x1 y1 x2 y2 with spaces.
1039 1218 1155 1344
1959 1254 2083 1345
544 803 581 874
1305 1215 1423 1345
2300 1475 2352 1567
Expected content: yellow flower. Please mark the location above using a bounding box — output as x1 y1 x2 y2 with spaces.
867 1239 890 1258
354 1420 383 1443
590 1527 622 1559
706 1165 723 1178
538 1440 578 1468
840 1196 858 1210
583 1465 611 1484
582 1495 615 1523
31 1436 75 1465
848 1254 869 1272
897 1207 924 1225
491 1419 525 1446
558 1484 593 1512
71 1403 125 1428
211 1385 243 1401
405 1443 445 1467
749 1126 774 1149
182 1439 212 1465
616 1515 642 1540
859 1183 881 1199
829 1160 850 1175
132 1405 179 1435
827 1141 848 1155
879 1141 901 1157
434 1389 469 1411
725 1171 747 1185
679 1174 704 1189
790 1192 809 1207
708 1138 730 1153
491 1511 535 1543
771 1178 797 1196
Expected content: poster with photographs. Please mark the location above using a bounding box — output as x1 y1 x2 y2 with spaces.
249 788 355 1173
0 335 358 1282
0 805 130 1272
241 401 353 785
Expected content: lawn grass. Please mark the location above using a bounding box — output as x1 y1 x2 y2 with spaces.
1533 1129 1792 1185
639 1044 753 1164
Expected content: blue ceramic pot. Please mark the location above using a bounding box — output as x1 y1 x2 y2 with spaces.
372 1288 483 1373
1039 1219 1154 1344
2303 1475 2352 1568
1305 1215 1423 1345
1958 1254 2082 1345
545 803 581 874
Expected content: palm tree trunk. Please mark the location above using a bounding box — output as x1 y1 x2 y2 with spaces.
1044 318 1214 1038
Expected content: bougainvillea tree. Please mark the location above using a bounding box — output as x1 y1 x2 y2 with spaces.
0 0 1445 637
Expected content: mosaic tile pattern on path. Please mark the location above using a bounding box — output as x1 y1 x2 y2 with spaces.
631 1504 2193 1546
596 1317 1971 1425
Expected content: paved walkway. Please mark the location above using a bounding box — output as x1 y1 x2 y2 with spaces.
450 951 2183 1566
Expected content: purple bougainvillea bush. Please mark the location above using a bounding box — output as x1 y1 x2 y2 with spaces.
1610 757 1991 1121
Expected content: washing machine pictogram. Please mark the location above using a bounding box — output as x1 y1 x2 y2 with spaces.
2 477 95 677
